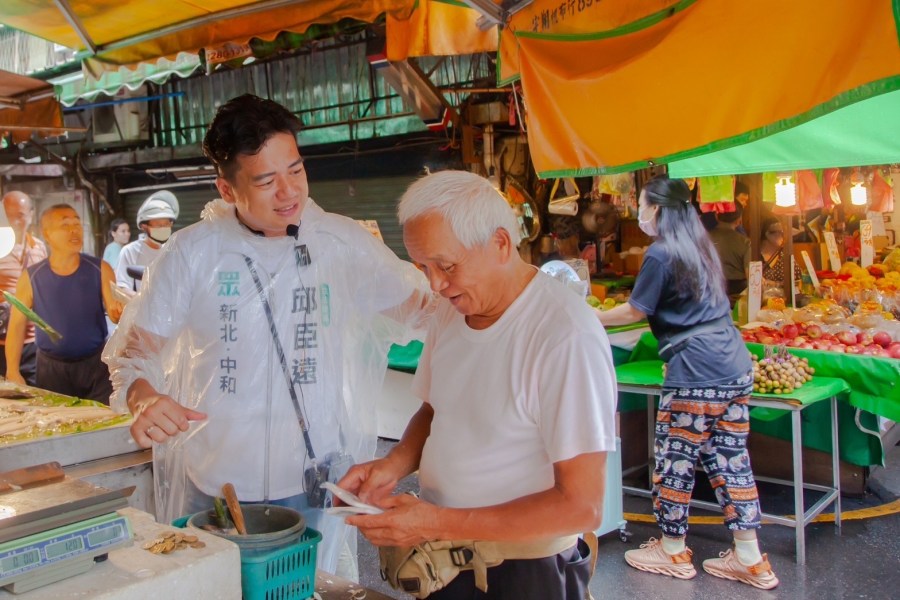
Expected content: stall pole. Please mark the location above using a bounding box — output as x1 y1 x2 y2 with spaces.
781 214 794 302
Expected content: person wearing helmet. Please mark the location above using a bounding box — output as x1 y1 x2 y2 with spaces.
115 191 179 293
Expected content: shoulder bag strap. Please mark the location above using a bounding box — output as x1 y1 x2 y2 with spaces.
243 254 317 461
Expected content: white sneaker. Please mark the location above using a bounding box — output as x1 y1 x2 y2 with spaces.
624 538 697 580
702 548 779 590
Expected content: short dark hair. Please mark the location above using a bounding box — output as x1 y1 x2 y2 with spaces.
734 181 749 197
760 216 781 241
202 94 302 181
718 202 743 223
109 218 127 233
40 203 77 229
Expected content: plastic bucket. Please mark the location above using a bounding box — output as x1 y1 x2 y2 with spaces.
187 504 306 557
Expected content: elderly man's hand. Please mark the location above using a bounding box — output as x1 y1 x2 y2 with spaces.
346 493 439 547
335 458 401 507
128 380 206 448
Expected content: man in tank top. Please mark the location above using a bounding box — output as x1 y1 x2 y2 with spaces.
5 204 122 403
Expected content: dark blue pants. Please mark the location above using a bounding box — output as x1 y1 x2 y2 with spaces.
36 348 112 404
0 341 37 386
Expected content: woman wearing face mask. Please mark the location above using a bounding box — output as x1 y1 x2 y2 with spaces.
115 191 179 293
759 216 802 285
597 176 778 590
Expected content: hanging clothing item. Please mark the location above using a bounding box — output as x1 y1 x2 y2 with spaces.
697 176 735 204
870 169 894 213
796 170 824 211
822 168 842 209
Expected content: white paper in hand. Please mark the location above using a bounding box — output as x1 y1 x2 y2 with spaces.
322 482 383 516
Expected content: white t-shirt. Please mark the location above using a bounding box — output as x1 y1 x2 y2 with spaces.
414 271 617 509
115 238 161 292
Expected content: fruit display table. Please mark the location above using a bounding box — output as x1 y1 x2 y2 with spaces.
614 359 846 565
626 332 898 467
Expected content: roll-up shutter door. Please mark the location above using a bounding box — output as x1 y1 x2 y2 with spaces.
308 176 416 260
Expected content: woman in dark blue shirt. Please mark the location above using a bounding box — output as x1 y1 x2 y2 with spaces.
598 176 778 590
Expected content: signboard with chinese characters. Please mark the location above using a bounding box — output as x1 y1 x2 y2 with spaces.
860 220 874 267
823 232 841 271
748 261 762 322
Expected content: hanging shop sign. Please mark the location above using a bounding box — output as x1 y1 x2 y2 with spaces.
205 42 253 66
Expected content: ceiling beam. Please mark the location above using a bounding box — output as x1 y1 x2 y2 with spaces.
460 0 506 29
53 0 98 54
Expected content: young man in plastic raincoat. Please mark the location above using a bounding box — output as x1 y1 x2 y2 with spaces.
103 94 432 578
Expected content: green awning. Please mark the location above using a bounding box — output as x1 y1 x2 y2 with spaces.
54 53 201 107
668 88 900 177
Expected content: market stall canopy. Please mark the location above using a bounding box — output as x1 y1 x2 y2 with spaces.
511 0 900 178
386 0 498 60
667 88 900 177
55 53 202 107
0 0 417 67
0 70 74 143
498 0 681 85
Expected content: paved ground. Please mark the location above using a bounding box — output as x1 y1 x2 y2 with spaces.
355 437 900 599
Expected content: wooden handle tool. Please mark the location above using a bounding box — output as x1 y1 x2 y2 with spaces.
222 482 247 535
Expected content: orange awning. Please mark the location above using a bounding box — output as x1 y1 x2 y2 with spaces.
515 0 900 177
499 0 680 84
0 70 71 143
0 0 416 66
386 0 497 60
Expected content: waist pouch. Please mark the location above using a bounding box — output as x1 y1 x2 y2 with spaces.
379 535 578 598
657 315 734 362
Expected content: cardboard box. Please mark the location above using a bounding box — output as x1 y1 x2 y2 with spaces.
624 253 644 274
590 282 607 300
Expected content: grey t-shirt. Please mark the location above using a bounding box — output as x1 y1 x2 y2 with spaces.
629 243 751 387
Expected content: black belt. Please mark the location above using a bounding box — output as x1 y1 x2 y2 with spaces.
657 315 734 362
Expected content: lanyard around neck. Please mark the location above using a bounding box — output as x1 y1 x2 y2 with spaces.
243 254 317 461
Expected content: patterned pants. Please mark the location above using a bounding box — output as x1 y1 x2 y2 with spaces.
652 371 761 537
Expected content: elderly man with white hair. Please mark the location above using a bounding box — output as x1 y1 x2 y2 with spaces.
338 170 617 599
116 190 179 293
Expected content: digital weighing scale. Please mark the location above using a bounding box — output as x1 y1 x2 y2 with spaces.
0 473 135 594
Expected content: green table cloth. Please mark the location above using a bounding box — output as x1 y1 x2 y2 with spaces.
626 331 895 466
616 358 849 406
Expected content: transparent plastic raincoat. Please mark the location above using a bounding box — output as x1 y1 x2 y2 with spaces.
104 198 431 573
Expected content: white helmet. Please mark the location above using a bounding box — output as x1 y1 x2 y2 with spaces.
137 190 179 225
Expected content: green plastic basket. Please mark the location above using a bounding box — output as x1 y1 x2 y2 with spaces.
173 516 322 600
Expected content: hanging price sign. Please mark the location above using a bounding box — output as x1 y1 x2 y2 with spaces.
748 261 762 322
860 220 874 267
823 232 841 271
801 251 820 289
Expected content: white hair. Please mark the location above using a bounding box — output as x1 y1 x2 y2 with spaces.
397 170 521 248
